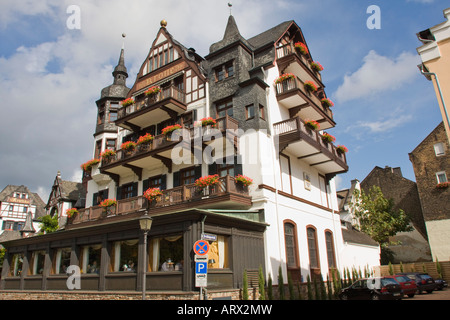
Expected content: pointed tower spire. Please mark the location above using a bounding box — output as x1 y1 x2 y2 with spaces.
113 48 128 85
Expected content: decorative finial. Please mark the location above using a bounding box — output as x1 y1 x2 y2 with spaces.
228 3 232 16
121 33 126 49
160 19 167 28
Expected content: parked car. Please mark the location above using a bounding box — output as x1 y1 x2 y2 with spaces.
339 277 403 300
435 278 448 290
386 275 417 298
399 272 436 294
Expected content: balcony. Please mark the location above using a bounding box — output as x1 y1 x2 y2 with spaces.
116 86 186 131
274 117 348 175
66 175 252 229
100 116 240 178
275 76 335 130
276 43 323 85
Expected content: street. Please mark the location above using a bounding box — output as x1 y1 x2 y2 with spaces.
404 289 450 300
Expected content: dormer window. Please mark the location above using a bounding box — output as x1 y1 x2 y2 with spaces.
145 44 178 75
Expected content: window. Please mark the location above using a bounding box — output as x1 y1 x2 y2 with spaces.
30 251 46 275
207 236 229 269
148 235 183 272
217 162 235 177
215 61 234 82
53 247 71 274
216 99 233 118
9 253 24 277
436 171 448 184
111 239 139 272
109 110 117 122
94 140 102 159
80 244 102 274
259 104 265 120
307 227 320 269
284 222 299 268
106 139 116 150
246 104 255 119
325 231 336 269
121 183 136 199
181 167 196 185
434 142 445 156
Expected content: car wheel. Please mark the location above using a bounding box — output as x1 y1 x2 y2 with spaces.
407 294 415 298
426 290 433 294
340 294 348 300
371 294 380 300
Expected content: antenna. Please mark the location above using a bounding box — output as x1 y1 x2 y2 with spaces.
228 2 232 16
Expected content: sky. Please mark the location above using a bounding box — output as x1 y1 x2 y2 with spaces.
0 0 448 202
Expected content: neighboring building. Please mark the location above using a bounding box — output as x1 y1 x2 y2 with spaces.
360 166 431 263
45 171 86 228
337 179 381 269
1 16 358 294
417 7 450 143
0 185 45 233
409 122 450 261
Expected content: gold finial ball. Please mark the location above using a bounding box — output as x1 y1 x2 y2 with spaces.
160 20 167 28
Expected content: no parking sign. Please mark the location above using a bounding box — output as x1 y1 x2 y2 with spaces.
193 240 209 255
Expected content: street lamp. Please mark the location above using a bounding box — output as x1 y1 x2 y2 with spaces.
139 213 153 300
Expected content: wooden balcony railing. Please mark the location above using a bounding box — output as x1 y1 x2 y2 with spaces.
276 43 322 82
68 175 250 226
273 117 347 165
117 86 185 120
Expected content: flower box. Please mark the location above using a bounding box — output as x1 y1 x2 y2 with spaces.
310 61 324 72
195 117 217 128
235 175 253 187
436 182 449 189
162 124 182 137
304 81 318 92
305 120 320 131
100 199 117 215
121 98 135 107
336 145 348 154
294 42 308 55
137 133 153 146
66 208 79 218
143 187 163 201
275 73 295 85
121 141 136 152
144 86 161 97
195 175 220 189
321 98 334 108
81 159 100 172
100 149 116 160
321 132 336 143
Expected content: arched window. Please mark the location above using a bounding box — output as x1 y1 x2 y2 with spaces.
307 226 319 270
284 221 301 282
325 230 336 269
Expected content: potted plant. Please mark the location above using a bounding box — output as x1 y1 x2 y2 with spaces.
100 199 117 216
310 61 324 72
321 132 336 144
162 124 182 140
66 208 79 219
305 120 320 131
100 149 116 163
336 145 348 154
121 141 136 154
137 133 153 151
80 159 100 172
143 187 163 205
144 86 161 97
304 81 318 92
321 98 334 108
235 175 253 192
436 182 449 189
195 174 220 196
294 42 309 55
198 117 217 127
121 98 135 107
275 73 295 85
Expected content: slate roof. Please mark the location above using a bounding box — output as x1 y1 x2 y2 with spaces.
342 227 379 247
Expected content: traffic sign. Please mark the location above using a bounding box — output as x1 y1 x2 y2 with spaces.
193 240 210 255
195 273 207 287
196 262 207 274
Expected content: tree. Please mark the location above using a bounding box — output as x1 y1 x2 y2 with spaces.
278 266 285 300
38 214 59 234
242 269 249 300
258 265 265 300
352 186 413 264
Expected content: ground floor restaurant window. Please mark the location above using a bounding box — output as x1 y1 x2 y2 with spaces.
52 247 71 274
111 239 139 272
30 251 45 275
80 244 102 274
9 253 24 276
148 235 183 272
206 236 229 269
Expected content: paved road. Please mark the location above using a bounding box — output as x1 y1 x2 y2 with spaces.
404 288 450 300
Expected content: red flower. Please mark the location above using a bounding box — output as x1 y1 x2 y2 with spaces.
321 98 334 107
310 61 324 72
304 81 318 92
305 120 320 130
322 132 336 143
294 42 309 55
336 145 348 154
143 187 163 201
121 98 134 107
235 175 253 187
121 141 136 151
195 175 220 188
80 159 100 171
275 73 295 84
162 124 182 136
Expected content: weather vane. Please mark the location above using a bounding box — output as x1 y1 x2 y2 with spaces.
228 2 232 16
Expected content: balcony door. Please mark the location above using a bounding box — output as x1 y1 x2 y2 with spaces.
280 153 292 194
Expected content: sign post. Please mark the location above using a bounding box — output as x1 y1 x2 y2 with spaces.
193 240 210 299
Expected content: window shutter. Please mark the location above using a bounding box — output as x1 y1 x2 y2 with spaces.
132 182 138 197
116 186 122 200
195 165 202 180
173 171 180 187
142 179 149 194
161 175 167 190
92 192 99 206
234 155 243 176
208 163 217 175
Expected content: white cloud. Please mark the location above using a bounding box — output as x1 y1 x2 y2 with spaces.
334 50 421 103
355 114 414 133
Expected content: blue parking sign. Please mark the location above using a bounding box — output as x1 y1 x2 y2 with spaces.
196 262 207 274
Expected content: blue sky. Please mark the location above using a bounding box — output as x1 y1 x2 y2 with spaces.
0 0 447 200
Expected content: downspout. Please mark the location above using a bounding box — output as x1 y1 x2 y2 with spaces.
419 64 450 129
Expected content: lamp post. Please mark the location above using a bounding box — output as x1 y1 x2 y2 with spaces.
139 213 153 300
